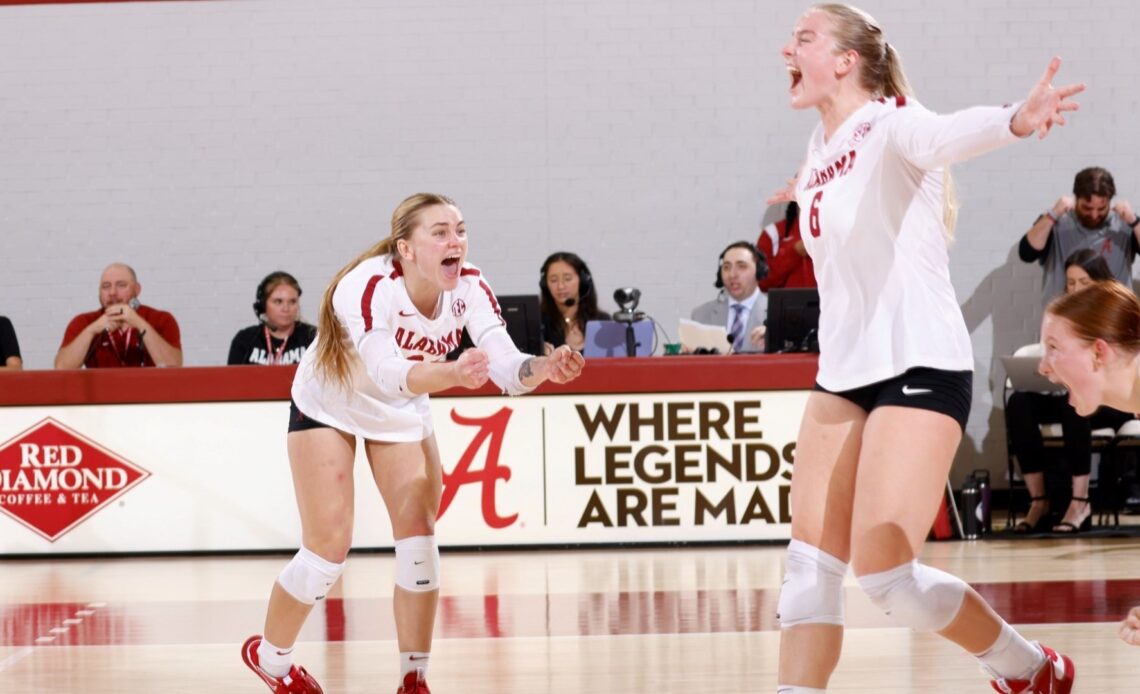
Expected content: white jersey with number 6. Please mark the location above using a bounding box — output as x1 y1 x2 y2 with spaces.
795 96 1021 391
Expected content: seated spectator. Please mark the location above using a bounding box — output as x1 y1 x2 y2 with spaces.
1006 249 1135 533
54 263 182 369
757 201 816 291
539 252 609 354
0 315 21 370
691 241 768 353
228 271 317 365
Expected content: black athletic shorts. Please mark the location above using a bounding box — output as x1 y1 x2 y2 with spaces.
288 399 332 433
813 367 973 431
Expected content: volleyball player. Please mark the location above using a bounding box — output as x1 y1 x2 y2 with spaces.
771 5 1083 693
241 193 585 693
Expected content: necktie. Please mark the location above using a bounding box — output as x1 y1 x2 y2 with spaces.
730 303 746 352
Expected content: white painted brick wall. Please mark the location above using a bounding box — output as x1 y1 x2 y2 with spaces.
0 0 1137 485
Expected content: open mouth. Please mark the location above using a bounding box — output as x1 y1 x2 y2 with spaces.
441 254 461 278
787 66 802 91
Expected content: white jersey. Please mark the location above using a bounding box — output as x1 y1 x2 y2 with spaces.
292 254 531 441
795 96 1021 391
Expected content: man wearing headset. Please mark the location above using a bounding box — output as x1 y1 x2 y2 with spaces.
228 271 317 366
690 241 769 353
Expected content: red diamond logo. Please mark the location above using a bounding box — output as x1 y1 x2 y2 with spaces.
0 418 150 542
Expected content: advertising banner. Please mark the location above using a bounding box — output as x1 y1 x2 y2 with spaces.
0 390 804 554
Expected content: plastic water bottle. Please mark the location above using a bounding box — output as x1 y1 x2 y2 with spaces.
961 474 981 540
972 469 992 535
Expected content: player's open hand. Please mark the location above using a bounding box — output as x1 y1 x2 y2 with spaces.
1119 606 1140 646
453 348 490 389
546 345 585 384
767 174 799 206
1011 56 1084 139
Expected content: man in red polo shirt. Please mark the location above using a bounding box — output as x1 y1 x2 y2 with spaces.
54 263 182 369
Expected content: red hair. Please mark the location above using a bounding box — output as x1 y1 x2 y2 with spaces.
1045 280 1140 354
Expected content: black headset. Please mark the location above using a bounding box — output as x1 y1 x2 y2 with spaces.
539 252 594 304
714 241 768 288
253 271 302 319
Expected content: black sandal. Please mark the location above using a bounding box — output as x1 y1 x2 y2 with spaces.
1014 496 1049 533
1053 496 1092 534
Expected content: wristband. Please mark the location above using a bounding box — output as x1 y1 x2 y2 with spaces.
1045 209 1058 223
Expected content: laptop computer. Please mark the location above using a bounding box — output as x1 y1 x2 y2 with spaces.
1000 355 1066 393
583 320 655 358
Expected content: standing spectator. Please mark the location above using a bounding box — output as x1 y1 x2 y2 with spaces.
1020 166 1140 302
0 316 21 370
539 251 609 354
758 201 817 291
54 263 182 369
228 271 317 365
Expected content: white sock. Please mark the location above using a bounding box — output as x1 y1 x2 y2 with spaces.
776 687 826 693
974 622 1045 680
257 637 293 678
400 651 430 680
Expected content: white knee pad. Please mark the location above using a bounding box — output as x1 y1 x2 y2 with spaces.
856 559 967 632
394 535 440 593
776 539 848 628
277 546 345 605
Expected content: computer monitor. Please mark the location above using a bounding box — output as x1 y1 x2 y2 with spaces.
764 288 820 354
497 294 544 355
446 294 545 359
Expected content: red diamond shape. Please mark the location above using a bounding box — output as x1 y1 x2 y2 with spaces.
0 418 150 542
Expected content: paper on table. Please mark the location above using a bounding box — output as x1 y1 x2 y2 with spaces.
678 318 733 354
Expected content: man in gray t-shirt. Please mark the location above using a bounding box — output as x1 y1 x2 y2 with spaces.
1019 166 1140 302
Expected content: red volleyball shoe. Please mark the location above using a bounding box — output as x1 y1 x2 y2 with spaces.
241 635 324 693
396 667 432 694
989 644 1074 694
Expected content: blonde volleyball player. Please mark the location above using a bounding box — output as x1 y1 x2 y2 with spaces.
772 5 1084 693
240 193 585 694
1038 281 1140 649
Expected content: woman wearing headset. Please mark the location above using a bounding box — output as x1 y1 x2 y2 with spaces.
538 251 609 354
228 271 318 366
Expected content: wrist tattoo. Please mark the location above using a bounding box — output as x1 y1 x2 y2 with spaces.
519 358 535 380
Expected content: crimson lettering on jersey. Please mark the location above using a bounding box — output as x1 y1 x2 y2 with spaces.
393 326 464 358
803 149 857 191
808 190 823 238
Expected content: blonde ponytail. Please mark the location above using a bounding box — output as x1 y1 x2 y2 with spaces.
816 5 956 241
311 193 458 390
311 238 393 390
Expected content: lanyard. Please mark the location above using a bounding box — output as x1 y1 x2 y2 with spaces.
107 327 134 366
263 325 291 364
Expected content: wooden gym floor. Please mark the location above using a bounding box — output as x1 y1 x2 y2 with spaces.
2 537 1140 693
